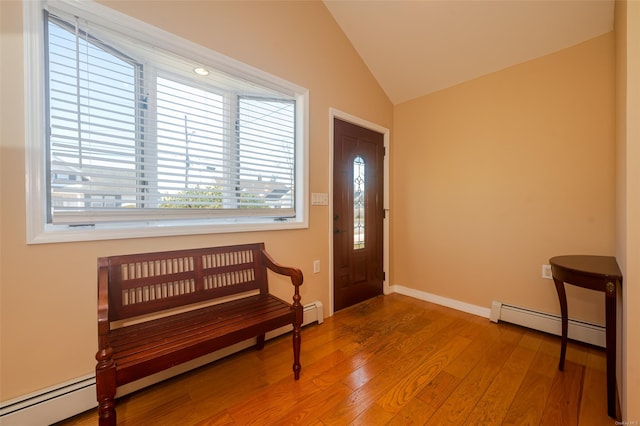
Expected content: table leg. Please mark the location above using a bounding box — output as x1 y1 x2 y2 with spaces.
553 277 568 371
605 281 619 420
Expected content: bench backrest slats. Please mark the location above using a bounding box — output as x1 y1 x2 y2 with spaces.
104 243 269 321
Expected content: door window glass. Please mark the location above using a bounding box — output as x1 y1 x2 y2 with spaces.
354 155 365 250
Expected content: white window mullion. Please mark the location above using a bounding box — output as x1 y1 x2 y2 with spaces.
223 95 239 210
140 65 159 208
73 16 83 168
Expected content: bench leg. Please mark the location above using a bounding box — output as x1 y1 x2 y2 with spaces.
95 348 117 426
292 297 303 380
97 396 116 426
292 323 301 380
256 333 265 350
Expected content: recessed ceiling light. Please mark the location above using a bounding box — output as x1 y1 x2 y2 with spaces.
193 67 209 76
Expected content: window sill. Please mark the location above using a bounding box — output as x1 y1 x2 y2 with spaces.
27 217 308 244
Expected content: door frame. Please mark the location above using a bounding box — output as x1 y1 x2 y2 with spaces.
328 108 390 316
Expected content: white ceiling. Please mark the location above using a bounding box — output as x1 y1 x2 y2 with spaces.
324 0 615 104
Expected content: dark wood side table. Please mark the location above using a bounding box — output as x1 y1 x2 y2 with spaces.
549 255 622 420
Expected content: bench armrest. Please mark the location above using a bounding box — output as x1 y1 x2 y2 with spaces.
260 248 303 316
260 248 304 288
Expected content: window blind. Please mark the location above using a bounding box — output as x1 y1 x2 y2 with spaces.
46 10 297 225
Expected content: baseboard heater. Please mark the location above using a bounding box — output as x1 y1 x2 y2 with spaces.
490 301 605 348
0 301 324 426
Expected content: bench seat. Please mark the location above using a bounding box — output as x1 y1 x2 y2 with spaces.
110 294 294 385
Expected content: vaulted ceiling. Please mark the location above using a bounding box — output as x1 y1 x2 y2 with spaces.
324 0 615 104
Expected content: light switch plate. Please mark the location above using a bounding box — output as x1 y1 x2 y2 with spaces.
311 193 329 205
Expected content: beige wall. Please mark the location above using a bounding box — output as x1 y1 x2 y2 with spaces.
392 33 616 323
0 0 392 401
615 0 640 419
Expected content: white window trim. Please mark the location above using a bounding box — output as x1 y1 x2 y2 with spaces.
24 0 309 244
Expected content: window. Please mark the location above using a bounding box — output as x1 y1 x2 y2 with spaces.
24 0 308 243
353 155 365 250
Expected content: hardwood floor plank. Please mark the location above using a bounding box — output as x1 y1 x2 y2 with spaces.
320 331 413 391
351 402 395 426
386 398 434 425
578 348 611 426
501 347 560 426
275 382 353 425
225 377 318 425
193 410 235 426
539 361 586 426
118 390 195 426
376 335 472 415
426 337 519 425
317 349 422 424
442 322 516 380
417 370 462 410
502 370 554 426
465 345 537 425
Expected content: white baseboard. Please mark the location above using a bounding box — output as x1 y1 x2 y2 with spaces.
0 375 96 426
0 301 324 426
490 301 605 348
391 284 492 319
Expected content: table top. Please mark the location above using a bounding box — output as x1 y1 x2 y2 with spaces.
549 255 622 280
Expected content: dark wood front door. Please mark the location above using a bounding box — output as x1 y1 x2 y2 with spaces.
333 118 384 311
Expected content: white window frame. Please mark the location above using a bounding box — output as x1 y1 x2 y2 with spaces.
23 0 309 244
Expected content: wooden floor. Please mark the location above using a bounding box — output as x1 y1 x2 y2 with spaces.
58 293 613 425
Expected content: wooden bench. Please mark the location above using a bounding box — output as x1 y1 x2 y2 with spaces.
95 243 303 426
